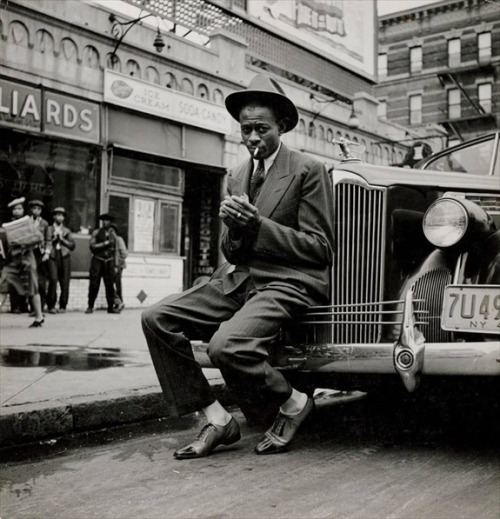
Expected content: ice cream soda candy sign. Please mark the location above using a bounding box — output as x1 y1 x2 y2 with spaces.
104 70 231 135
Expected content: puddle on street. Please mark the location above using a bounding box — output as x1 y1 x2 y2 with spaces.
0 345 151 371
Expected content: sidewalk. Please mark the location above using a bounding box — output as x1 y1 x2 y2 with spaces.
0 309 227 447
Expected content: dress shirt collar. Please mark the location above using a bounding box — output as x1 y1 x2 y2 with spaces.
253 142 281 177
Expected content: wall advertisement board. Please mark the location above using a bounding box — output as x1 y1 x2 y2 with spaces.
248 0 376 80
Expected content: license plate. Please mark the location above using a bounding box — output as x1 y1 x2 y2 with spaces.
441 285 500 334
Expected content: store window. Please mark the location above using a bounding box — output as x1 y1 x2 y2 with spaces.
0 130 99 231
108 151 184 255
448 89 461 119
448 38 461 67
410 46 422 74
409 94 422 124
478 32 491 63
478 83 492 113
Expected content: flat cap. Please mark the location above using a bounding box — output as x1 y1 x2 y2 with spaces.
28 199 44 208
8 197 26 208
52 207 66 215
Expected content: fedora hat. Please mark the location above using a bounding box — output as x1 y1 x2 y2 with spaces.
98 213 115 221
28 199 44 208
8 197 25 209
225 74 299 133
52 207 66 215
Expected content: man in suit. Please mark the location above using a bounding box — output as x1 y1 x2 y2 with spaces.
85 214 119 314
45 207 75 314
142 74 335 459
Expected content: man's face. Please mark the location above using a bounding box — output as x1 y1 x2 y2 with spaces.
239 104 285 159
101 218 111 228
30 206 42 217
54 213 65 224
11 204 24 219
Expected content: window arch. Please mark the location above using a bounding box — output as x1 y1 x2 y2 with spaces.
308 122 316 138
197 83 209 100
8 21 29 47
35 29 54 54
60 37 78 63
145 66 160 84
83 45 100 69
326 128 334 142
165 72 177 89
213 88 224 105
181 78 194 95
106 53 121 72
126 59 141 78
297 119 306 134
318 125 325 141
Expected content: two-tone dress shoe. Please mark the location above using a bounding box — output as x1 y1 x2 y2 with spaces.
254 397 315 455
174 417 241 459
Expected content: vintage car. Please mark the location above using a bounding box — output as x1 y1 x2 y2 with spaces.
195 133 500 396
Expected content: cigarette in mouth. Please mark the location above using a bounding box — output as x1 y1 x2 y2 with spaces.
253 148 258 157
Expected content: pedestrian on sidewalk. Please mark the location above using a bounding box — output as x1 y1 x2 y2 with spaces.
0 197 45 327
28 199 49 312
110 224 127 312
141 74 335 459
46 207 75 314
86 213 119 314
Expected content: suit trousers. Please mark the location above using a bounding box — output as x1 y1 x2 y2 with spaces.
88 257 115 310
47 251 71 310
141 270 312 420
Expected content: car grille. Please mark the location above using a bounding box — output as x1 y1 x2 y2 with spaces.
331 181 387 344
411 267 453 343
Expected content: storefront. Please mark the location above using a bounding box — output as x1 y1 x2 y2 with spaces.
103 71 231 306
1 73 231 310
0 76 102 279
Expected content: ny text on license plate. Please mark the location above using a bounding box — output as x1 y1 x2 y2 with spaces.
441 285 500 334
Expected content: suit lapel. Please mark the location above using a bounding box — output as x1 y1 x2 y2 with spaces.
255 145 295 218
231 158 253 196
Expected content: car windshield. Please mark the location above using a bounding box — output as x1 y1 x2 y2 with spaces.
422 138 497 175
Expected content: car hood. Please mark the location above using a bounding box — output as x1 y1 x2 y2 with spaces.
334 163 500 192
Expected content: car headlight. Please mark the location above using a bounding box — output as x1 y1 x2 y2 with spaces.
423 198 468 247
423 197 494 248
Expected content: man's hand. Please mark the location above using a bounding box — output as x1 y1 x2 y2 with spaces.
42 252 49 262
219 194 261 230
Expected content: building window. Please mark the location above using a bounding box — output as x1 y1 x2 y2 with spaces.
448 89 461 119
448 38 461 68
409 94 422 124
378 53 387 78
410 46 422 74
478 83 492 113
377 100 387 119
478 32 491 63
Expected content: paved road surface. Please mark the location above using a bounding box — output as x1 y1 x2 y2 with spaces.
1 390 498 519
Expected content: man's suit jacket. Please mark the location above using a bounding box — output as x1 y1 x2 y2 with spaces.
46 224 75 258
221 144 335 304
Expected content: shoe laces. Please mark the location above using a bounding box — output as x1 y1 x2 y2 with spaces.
195 423 217 442
270 413 288 436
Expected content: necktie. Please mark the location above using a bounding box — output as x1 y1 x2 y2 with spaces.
249 159 265 203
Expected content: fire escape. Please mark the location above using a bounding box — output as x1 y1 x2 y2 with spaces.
437 60 497 140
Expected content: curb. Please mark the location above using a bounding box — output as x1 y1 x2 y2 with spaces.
0 382 234 447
